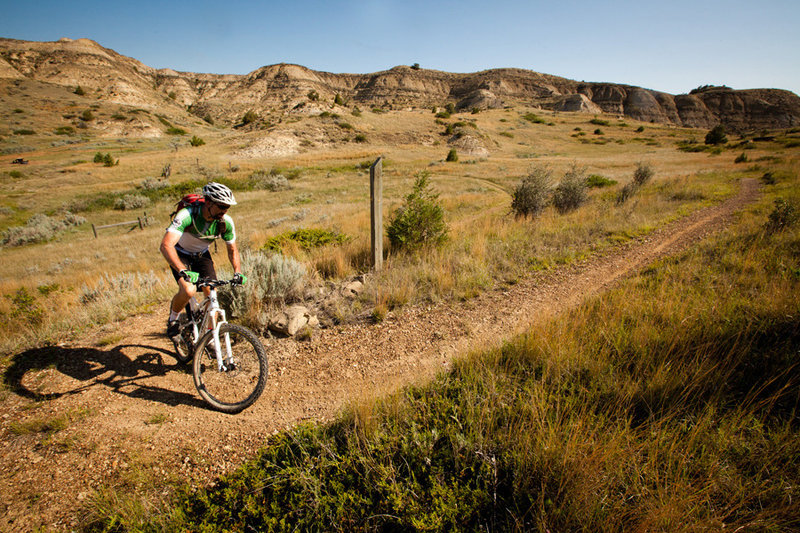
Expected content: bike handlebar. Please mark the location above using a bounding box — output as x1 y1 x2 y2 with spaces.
196 278 239 289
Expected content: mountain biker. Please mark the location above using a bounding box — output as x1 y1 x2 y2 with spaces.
160 182 245 342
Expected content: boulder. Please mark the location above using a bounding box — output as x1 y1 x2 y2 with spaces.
341 280 363 299
269 305 319 336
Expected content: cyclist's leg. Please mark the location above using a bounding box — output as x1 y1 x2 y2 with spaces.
194 251 217 300
169 266 198 313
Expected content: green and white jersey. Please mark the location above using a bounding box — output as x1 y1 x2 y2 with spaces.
166 206 236 254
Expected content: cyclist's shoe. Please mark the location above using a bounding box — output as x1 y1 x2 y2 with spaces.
166 319 181 340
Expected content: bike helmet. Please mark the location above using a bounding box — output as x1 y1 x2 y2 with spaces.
202 182 237 206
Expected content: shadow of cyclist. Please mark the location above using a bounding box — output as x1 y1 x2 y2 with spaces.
3 342 207 409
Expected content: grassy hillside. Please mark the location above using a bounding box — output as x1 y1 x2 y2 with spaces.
3 78 798 353
119 169 799 532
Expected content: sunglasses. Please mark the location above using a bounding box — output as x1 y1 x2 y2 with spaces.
212 201 230 211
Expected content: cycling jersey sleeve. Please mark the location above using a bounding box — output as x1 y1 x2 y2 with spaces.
221 215 236 243
167 208 192 234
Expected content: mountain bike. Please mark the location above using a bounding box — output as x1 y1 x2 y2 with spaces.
172 278 268 414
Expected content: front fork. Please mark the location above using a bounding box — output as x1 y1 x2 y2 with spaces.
209 309 233 371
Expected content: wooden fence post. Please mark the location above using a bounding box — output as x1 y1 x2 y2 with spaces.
370 156 383 271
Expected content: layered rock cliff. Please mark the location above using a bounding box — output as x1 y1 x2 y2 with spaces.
1 37 798 131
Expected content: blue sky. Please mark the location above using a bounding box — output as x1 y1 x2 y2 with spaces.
1 0 798 95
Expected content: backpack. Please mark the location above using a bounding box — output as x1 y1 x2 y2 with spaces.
170 194 226 238
170 193 205 218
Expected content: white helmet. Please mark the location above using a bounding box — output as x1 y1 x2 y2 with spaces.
202 182 237 206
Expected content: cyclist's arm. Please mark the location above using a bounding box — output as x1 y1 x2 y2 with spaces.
160 230 188 273
225 240 242 275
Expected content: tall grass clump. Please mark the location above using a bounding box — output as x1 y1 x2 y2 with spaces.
1 271 173 354
157 172 800 531
511 166 552 218
617 163 656 204
632 161 654 186
387 172 448 251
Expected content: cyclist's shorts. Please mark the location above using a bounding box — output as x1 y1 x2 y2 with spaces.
170 248 217 283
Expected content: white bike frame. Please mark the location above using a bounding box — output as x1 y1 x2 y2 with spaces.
189 288 234 371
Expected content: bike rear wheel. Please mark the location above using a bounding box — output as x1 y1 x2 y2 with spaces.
172 312 193 364
192 323 268 413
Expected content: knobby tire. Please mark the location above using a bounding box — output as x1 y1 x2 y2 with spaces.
192 323 268 413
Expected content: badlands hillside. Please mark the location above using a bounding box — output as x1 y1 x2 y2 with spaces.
1 36 799 132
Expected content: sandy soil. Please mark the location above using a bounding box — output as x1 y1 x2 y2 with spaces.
0 178 758 531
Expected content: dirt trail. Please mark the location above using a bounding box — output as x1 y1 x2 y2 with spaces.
0 179 759 531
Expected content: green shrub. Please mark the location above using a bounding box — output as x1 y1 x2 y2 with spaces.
636 126 645 132
74 86 85 96
93 152 104 163
511 166 552 218
446 149 458 162
110 113 126 120
594 128 604 135
334 93 345 105
13 129 35 135
351 107 362 117
354 133 367 143
307 90 320 101
337 122 353 130
189 135 205 147
166 127 186 135
705 124 727 145
765 198 798 233
8 170 23 179
590 118 610 126
54 126 75 135
102 153 117 167
552 165 588 213
632 162 654 186
586 174 617 188
264 228 349 253
242 111 259 125
677 140 708 153
387 172 448 250
734 152 748 163
81 110 94 121
522 113 546 124
6 287 43 325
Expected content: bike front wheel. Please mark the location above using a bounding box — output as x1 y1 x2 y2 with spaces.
192 323 268 413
